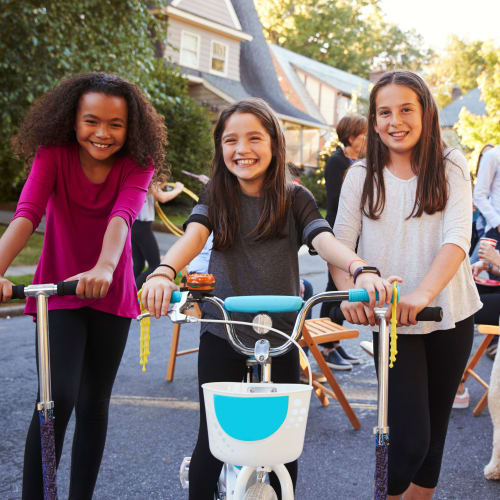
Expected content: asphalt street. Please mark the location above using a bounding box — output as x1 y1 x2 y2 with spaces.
1 249 499 499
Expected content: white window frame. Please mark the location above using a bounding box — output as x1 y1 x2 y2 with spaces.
180 30 200 69
209 40 229 77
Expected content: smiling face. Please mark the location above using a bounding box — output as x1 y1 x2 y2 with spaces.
373 83 423 161
221 112 273 196
75 92 128 168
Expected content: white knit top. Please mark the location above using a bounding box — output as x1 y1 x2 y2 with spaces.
334 148 482 334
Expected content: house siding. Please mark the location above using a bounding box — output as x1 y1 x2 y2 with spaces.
165 18 240 81
174 0 238 29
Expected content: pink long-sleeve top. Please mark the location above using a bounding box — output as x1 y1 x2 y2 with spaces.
13 144 154 318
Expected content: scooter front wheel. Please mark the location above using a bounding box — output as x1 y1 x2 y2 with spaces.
243 482 278 500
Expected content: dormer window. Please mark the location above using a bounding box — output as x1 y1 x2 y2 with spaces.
180 31 200 69
210 41 228 76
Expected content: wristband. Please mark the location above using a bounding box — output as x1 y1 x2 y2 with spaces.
346 258 365 276
352 266 381 284
158 264 177 279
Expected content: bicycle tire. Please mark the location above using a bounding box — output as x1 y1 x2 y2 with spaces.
243 482 278 500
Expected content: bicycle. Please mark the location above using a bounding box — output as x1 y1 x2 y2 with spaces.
138 274 442 500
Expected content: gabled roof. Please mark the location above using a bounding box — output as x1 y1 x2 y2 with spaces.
270 43 370 101
230 0 325 127
440 87 486 127
170 0 242 31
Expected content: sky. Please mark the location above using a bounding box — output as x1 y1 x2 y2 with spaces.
379 0 500 51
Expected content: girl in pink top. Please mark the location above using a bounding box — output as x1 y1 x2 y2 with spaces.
0 72 166 499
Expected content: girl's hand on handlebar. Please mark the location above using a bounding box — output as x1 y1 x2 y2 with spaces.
340 300 376 326
141 275 179 318
0 276 14 302
66 265 113 299
354 273 393 308
388 290 429 326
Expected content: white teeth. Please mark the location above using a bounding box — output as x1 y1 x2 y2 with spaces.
236 159 256 165
92 142 111 149
390 132 407 137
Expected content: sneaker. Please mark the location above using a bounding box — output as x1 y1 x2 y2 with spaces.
300 371 327 384
453 387 470 409
336 345 360 365
360 341 374 357
321 349 352 370
486 344 497 360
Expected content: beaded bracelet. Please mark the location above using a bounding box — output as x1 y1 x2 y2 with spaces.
145 272 173 282
157 263 177 279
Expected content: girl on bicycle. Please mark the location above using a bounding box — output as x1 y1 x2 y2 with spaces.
331 71 482 499
0 72 166 499
141 97 392 499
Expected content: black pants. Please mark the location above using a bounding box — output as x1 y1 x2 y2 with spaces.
22 308 130 500
131 220 161 289
475 284 500 325
372 316 474 495
189 332 300 499
319 271 341 349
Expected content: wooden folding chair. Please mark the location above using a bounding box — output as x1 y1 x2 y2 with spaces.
165 302 201 382
462 324 499 416
299 317 361 430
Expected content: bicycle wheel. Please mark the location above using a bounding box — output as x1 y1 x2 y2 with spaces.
243 482 278 500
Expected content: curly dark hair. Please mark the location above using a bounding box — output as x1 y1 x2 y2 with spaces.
13 72 167 178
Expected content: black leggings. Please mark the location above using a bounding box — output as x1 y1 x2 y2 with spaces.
475 284 500 325
22 308 130 500
372 316 474 495
131 220 161 289
189 332 300 499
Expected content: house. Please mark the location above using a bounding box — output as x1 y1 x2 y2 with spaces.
440 87 486 148
155 0 328 167
269 43 371 127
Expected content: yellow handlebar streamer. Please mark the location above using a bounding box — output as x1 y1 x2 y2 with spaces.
137 288 151 372
389 282 398 368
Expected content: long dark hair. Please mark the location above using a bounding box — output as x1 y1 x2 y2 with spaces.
362 70 447 219
208 98 288 250
13 72 167 178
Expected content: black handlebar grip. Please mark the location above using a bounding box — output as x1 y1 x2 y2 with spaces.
57 281 79 296
330 306 442 323
415 307 443 322
11 284 26 300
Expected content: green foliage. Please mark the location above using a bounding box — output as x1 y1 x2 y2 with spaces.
299 168 327 209
425 36 487 108
154 94 213 193
0 0 212 199
456 43 500 165
255 0 431 79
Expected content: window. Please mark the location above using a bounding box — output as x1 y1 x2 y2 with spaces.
180 31 199 69
210 41 228 75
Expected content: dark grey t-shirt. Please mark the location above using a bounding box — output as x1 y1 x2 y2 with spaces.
184 183 332 347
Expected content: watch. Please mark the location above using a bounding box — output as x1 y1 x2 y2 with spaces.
352 266 381 284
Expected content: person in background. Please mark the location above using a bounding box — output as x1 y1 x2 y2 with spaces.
132 181 184 289
320 114 368 370
470 144 495 262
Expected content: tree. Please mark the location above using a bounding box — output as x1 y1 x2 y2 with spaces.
0 0 212 199
456 42 500 165
425 36 487 108
254 0 430 79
